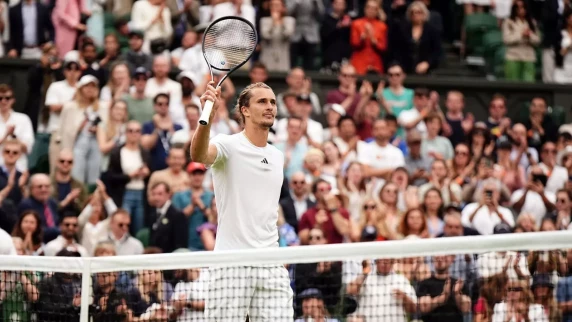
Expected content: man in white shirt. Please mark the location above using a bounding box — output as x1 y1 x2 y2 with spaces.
100 209 144 256
191 82 293 320
145 56 183 104
358 119 405 179
0 227 16 255
510 123 539 169
398 87 430 136
461 178 515 235
347 259 417 322
213 0 256 25
0 84 34 172
537 141 569 194
274 94 323 145
42 60 81 134
179 27 209 80
511 166 556 227
172 266 209 322
44 212 88 256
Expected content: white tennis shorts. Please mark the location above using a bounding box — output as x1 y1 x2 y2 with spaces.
205 265 294 322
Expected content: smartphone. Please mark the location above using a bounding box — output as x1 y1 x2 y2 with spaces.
485 190 493 198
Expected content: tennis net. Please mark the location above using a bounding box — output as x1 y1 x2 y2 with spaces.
1 231 572 322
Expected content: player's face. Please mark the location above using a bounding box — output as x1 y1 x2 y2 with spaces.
244 87 277 129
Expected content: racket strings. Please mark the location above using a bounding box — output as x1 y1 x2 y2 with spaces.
203 19 257 71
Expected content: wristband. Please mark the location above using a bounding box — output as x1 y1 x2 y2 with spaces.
328 208 339 213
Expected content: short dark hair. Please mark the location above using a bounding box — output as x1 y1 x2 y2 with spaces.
0 84 13 94
384 114 398 124
337 115 355 128
60 211 79 221
250 62 267 72
311 179 330 194
150 181 171 194
414 87 430 97
287 116 303 126
185 103 200 113
81 41 96 51
424 112 441 124
153 93 170 104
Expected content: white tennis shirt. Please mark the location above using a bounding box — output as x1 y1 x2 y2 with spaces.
210 133 284 250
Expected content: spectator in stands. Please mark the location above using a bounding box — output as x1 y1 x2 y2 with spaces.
0 139 28 206
171 30 197 67
44 59 80 158
320 0 352 71
419 159 462 205
397 208 429 239
171 162 213 250
555 10 572 83
130 0 173 54
51 149 88 213
294 288 340 322
91 270 146 322
468 125 494 161
546 189 572 230
105 120 149 235
146 56 182 105
123 30 154 74
97 100 128 171
198 197 218 250
44 211 88 256
275 95 324 145
149 182 188 253
485 94 510 139
492 279 547 320
337 162 369 219
18 174 60 242
280 171 314 233
259 0 295 72
557 262 572 322
277 68 321 118
538 142 568 194
390 1 441 75
418 255 471 322
405 129 431 186
170 72 200 126
382 64 413 117
421 113 454 161
134 269 173 309
97 34 121 71
78 40 106 86
171 267 208 321
347 258 417 322
420 188 445 237
448 142 472 187
322 105 347 144
124 67 154 124
511 166 556 227
461 178 515 235
398 87 431 138
287 0 324 71
11 210 44 255
502 0 541 82
100 209 144 256
325 64 360 116
178 27 208 80
141 93 183 171
524 97 559 152
77 181 117 254
444 91 473 148
0 1 7 57
0 84 35 172
58 75 107 186
358 119 405 179
510 123 539 169
350 0 387 75
100 62 131 101
275 117 309 179
6 0 52 59
37 248 83 322
494 140 525 193
531 274 560 322
298 179 350 244
148 146 189 195
295 227 342 316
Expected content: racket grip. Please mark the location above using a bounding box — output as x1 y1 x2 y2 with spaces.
199 100 214 126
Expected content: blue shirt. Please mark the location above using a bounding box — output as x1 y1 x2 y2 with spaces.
22 2 37 47
142 122 182 171
558 276 572 322
57 182 71 202
274 141 308 180
171 189 214 250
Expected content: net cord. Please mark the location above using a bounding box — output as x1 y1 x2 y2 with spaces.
0 231 571 273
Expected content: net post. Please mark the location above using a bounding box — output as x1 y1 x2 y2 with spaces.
79 258 92 322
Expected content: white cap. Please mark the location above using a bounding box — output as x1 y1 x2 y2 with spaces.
76 75 99 88
63 51 79 64
559 123 572 136
177 71 201 85
557 145 572 166
325 103 346 116
170 129 189 145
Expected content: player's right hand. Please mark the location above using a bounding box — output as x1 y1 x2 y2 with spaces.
200 81 222 119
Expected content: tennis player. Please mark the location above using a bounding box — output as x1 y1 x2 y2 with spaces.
190 81 293 321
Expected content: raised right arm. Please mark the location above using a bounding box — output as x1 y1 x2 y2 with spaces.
190 82 221 166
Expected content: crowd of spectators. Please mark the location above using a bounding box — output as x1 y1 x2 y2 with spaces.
0 0 570 321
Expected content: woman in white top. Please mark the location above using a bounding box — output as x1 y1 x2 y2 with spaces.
555 11 572 83
130 0 173 54
338 161 370 223
492 279 548 322
97 100 127 171
100 62 131 101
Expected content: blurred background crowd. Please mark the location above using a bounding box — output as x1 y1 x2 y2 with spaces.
0 0 571 321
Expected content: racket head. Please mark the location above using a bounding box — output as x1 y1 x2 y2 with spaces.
201 16 258 79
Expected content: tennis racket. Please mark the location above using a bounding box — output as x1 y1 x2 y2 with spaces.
198 16 258 126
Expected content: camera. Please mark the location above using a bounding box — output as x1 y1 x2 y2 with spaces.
484 190 493 198
91 116 102 127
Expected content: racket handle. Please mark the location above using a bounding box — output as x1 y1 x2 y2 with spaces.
199 100 214 126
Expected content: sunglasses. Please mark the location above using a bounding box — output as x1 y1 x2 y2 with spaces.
127 128 141 133
3 149 19 155
507 287 523 292
363 204 377 210
318 187 331 193
59 159 73 165
292 180 305 185
0 96 13 101
118 223 130 228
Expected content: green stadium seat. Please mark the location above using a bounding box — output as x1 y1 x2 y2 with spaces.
104 13 115 29
464 13 499 56
483 30 503 55
136 228 150 248
493 46 506 78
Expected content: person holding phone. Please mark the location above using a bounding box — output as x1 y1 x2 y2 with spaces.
461 178 515 235
510 166 556 228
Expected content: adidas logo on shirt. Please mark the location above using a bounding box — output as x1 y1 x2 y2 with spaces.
261 158 269 164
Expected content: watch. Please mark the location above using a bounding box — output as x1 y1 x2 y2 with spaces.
328 208 338 213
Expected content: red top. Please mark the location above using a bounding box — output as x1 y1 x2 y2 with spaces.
298 207 350 244
350 18 388 75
